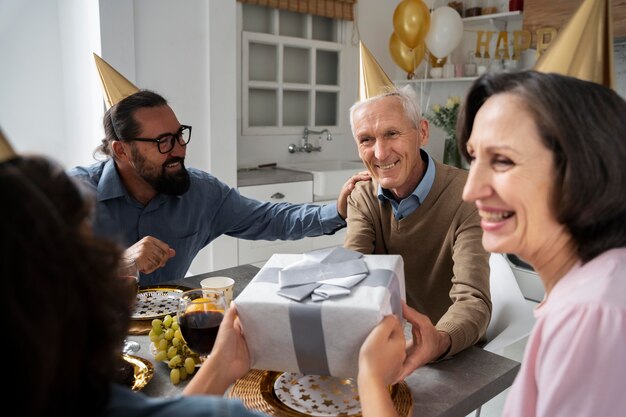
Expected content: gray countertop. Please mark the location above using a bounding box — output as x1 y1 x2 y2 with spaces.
237 167 312 187
129 264 520 417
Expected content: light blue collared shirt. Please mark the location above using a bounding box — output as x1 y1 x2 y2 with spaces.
69 159 345 285
377 149 436 220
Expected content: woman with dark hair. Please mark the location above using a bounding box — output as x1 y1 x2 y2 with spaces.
458 71 626 416
1 155 266 417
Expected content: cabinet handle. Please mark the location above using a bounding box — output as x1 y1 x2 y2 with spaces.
270 192 285 200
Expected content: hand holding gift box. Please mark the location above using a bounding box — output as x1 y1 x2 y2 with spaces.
236 247 405 378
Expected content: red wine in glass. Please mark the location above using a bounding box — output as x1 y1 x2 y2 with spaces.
177 289 227 358
178 310 224 355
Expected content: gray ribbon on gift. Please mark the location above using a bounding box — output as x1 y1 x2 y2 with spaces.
277 248 369 302
255 267 402 376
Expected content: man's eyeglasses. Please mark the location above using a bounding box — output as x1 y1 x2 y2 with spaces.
123 125 192 154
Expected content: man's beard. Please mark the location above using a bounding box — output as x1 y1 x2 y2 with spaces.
131 148 191 196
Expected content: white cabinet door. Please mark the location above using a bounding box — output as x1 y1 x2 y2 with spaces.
237 181 314 265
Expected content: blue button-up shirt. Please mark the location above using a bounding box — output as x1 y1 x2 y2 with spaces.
69 159 345 285
377 150 436 220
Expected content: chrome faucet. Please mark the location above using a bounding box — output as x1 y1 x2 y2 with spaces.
288 127 333 153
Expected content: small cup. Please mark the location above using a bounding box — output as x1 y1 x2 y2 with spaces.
200 276 235 305
455 63 464 78
430 67 443 79
443 63 455 79
464 63 477 77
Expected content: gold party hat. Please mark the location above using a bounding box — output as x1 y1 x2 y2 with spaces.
0 127 17 164
93 53 140 109
358 41 395 101
534 0 614 89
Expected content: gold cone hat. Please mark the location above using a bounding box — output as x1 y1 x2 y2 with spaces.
358 41 395 101
93 53 140 109
0 127 17 164
534 0 614 89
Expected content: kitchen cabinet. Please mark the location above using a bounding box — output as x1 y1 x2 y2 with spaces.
237 181 345 267
240 4 343 136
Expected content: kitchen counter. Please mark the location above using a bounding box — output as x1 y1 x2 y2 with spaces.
237 167 312 187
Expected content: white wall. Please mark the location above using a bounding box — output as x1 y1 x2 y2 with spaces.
0 0 67 162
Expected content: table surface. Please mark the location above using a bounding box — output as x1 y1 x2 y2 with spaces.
128 264 520 417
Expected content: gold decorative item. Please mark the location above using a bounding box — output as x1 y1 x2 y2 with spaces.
0 127 17 164
228 369 413 417
122 354 154 391
428 51 446 68
392 0 431 50
389 32 426 79
534 28 558 58
358 41 395 101
534 0 615 89
93 53 140 109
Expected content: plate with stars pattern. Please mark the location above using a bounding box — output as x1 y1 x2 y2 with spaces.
131 285 191 320
273 372 361 417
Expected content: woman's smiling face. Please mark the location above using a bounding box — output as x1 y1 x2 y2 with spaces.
462 93 568 262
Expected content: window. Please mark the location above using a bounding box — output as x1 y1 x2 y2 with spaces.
241 4 343 135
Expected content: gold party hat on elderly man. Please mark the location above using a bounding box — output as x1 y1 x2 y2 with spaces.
0 127 17 164
93 53 140 109
534 0 614 89
358 41 395 101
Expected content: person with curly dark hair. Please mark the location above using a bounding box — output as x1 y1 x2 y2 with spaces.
1 153 267 417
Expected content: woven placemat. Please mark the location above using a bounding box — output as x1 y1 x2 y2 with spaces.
228 370 413 417
128 320 152 335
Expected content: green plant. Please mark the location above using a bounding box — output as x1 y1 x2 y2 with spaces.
426 96 461 139
426 96 464 168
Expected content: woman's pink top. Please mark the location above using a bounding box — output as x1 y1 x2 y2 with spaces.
503 247 626 417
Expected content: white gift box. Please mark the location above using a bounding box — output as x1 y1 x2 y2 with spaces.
235 252 405 378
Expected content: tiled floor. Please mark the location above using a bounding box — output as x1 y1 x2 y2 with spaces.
466 299 538 417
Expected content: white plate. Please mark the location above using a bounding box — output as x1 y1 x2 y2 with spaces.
131 285 190 320
273 372 361 417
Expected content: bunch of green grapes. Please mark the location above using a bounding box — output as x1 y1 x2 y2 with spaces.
149 314 200 384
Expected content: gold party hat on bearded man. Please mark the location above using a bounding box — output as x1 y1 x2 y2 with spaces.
93 53 140 109
0 127 17 164
534 0 614 89
358 41 395 101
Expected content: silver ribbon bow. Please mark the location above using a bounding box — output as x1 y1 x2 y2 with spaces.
277 247 369 302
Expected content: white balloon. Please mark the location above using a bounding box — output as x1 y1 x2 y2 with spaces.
425 6 464 59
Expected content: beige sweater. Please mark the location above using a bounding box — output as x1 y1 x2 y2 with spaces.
345 161 491 357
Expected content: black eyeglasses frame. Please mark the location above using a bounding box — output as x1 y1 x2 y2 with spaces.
122 125 192 154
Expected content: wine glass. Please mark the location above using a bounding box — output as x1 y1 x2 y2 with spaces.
177 289 227 359
119 257 141 355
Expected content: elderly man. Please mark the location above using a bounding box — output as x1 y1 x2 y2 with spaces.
344 43 491 377
70 55 367 285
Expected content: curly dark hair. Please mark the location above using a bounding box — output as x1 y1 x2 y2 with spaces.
457 71 626 262
1 156 130 417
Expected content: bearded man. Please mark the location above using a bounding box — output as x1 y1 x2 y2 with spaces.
70 88 363 285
